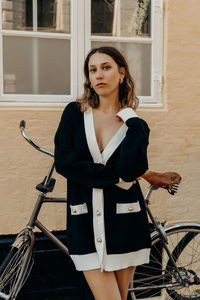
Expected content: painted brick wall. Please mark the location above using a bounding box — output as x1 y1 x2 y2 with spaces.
0 0 200 234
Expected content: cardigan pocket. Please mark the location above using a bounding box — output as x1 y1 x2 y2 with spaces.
70 203 88 215
116 201 141 214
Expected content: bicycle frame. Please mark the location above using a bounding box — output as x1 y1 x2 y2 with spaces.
20 121 69 255
25 163 69 256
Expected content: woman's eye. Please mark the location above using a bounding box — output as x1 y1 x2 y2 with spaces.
89 68 96 73
104 65 111 70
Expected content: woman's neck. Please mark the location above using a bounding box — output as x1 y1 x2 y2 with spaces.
97 95 120 114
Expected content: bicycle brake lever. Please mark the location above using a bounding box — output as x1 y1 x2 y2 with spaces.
163 184 179 195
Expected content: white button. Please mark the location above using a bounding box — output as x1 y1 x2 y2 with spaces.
128 207 133 212
96 210 101 216
72 209 77 214
97 237 102 243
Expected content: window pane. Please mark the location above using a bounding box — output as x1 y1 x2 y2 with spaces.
91 0 151 37
91 41 151 96
2 0 71 33
38 0 71 33
3 36 70 95
2 0 32 30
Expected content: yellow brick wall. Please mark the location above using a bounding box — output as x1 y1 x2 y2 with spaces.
0 0 199 234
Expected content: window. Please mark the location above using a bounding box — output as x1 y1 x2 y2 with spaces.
0 0 163 107
0 0 75 105
85 0 163 107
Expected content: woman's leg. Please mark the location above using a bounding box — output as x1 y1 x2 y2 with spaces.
83 269 122 300
114 267 135 300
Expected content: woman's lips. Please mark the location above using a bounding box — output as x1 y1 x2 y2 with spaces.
96 83 106 87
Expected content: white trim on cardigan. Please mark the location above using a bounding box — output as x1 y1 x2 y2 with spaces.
116 201 141 214
117 108 138 122
84 107 132 190
115 180 134 190
70 203 88 215
84 107 128 164
70 248 150 271
83 107 129 270
70 107 150 272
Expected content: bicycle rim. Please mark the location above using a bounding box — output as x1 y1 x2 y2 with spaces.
130 225 200 300
0 233 33 300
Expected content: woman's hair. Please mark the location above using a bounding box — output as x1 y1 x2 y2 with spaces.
77 46 139 111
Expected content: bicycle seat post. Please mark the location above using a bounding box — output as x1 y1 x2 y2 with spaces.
44 161 55 186
144 185 159 203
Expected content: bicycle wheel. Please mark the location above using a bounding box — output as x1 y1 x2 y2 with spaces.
0 229 34 300
130 224 200 300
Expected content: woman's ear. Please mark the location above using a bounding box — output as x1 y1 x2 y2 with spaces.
119 67 126 79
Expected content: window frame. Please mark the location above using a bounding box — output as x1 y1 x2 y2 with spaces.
0 0 77 106
0 0 163 108
84 0 163 108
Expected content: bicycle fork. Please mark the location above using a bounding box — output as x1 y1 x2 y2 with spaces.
11 230 35 300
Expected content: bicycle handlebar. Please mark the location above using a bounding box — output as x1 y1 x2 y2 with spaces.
19 120 54 158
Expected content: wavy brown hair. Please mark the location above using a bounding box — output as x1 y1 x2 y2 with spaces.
77 46 139 111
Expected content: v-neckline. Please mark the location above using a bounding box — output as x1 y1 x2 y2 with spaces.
84 107 128 164
91 108 124 154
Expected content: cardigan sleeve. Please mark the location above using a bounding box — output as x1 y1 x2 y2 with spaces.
115 108 150 182
54 102 119 188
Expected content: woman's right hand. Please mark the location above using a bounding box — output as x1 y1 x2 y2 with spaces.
141 171 182 186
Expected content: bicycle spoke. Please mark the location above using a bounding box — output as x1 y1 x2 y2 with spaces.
131 227 200 300
1 245 28 293
0 235 32 299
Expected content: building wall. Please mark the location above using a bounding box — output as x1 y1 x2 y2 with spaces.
0 0 200 235
140 0 200 224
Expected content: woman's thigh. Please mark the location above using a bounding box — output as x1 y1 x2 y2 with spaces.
114 267 135 300
83 268 122 300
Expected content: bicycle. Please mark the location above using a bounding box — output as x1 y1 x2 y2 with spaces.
0 120 199 300
131 187 200 300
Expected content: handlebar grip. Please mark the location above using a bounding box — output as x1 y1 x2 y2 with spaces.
19 120 26 129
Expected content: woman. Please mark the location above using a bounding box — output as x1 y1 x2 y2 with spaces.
54 46 181 300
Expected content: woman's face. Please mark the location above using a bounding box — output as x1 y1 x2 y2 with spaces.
88 52 124 99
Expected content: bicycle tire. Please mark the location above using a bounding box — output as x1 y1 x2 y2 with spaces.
129 224 200 300
0 229 34 300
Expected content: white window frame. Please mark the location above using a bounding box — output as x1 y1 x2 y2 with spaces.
0 0 163 108
84 0 163 108
0 0 78 106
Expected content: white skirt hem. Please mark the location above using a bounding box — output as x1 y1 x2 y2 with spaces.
70 248 151 272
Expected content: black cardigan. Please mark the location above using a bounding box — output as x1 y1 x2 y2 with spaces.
54 102 151 256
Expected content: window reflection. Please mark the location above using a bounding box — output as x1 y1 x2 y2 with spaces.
2 0 30 31
91 0 151 37
3 36 71 95
37 0 70 33
2 0 70 33
37 0 57 32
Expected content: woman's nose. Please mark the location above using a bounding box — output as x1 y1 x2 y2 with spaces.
95 69 103 79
